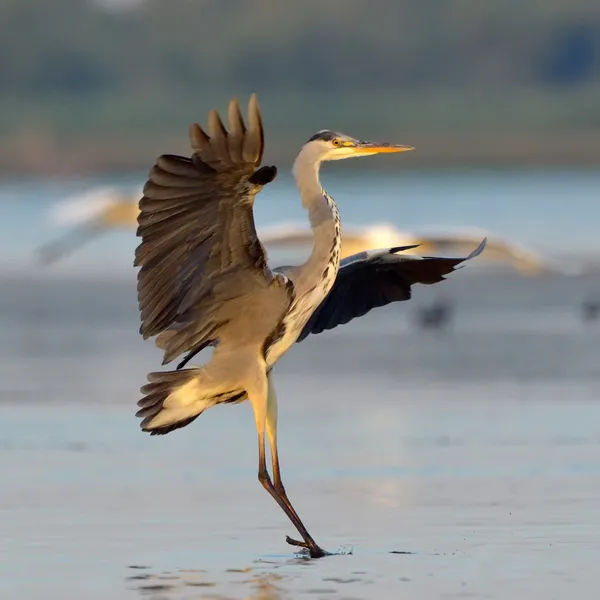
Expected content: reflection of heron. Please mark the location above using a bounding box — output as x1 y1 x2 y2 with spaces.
133 95 483 558
38 193 556 276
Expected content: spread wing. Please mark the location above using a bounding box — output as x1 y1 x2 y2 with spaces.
296 238 486 341
134 94 292 364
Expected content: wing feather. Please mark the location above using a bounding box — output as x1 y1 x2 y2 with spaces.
296 239 486 341
227 98 246 164
134 95 291 364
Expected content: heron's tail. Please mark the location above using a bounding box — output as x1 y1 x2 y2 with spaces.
135 368 245 435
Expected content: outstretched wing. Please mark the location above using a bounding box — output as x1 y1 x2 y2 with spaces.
134 95 291 364
295 238 486 341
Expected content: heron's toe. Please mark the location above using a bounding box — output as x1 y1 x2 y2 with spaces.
285 536 328 558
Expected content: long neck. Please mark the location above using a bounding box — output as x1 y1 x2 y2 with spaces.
292 150 341 289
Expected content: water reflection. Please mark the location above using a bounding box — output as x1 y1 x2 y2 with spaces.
3 264 600 599
127 565 301 599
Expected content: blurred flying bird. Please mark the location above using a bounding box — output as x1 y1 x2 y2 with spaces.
36 187 139 265
133 95 483 558
258 223 565 276
39 193 556 275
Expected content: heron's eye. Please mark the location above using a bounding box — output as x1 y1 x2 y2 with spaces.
331 139 341 147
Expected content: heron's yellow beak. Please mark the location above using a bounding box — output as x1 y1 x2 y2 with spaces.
349 142 415 154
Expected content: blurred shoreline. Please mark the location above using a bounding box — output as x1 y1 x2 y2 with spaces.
3 130 600 176
3 1 600 176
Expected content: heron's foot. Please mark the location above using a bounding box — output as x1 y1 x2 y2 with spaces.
285 535 327 558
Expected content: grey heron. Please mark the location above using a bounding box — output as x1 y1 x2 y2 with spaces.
134 94 484 558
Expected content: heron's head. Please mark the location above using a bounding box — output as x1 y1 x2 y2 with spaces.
303 130 414 162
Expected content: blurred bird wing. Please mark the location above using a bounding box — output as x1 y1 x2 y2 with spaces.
48 187 123 226
38 195 141 266
102 200 140 227
134 95 293 364
36 220 107 266
295 238 486 341
407 233 554 274
261 222 411 259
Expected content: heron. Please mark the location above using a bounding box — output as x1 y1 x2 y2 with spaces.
133 94 485 558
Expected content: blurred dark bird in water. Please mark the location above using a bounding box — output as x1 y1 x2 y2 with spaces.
581 299 600 322
133 94 485 558
415 298 454 330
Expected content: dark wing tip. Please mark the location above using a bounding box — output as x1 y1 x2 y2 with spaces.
248 165 277 186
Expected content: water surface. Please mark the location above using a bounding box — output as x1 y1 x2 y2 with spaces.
1 172 600 598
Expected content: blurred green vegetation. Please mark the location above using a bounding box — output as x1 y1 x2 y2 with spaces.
1 0 600 173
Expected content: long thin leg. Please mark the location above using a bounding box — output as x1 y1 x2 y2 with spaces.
248 370 326 559
264 372 326 558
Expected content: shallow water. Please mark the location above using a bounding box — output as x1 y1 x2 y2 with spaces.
2 271 600 599
3 168 600 278
2 169 600 597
